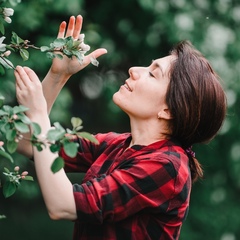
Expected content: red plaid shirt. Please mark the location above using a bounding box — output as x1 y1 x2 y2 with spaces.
60 132 191 240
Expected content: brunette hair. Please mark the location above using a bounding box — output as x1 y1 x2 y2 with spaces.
166 40 227 182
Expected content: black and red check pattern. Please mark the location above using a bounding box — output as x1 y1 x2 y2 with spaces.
60 132 191 240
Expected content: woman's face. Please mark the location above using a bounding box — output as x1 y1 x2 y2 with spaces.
113 55 175 120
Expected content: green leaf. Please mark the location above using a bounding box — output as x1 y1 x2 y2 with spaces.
22 176 34 181
0 64 6 75
63 48 72 57
51 157 64 173
49 143 60 153
9 0 21 7
0 150 13 163
63 141 78 158
3 181 17 198
52 38 66 48
47 128 65 141
0 22 5 35
11 32 24 44
75 125 83 131
20 49 29 61
0 122 11 134
6 128 17 141
40 46 50 52
65 36 74 49
31 122 41 135
2 105 12 113
0 95 4 108
71 117 83 129
17 113 31 125
13 105 29 114
7 140 18 154
0 57 15 69
14 121 29 133
35 144 44 152
3 167 10 173
0 109 8 116
52 122 65 131
46 52 55 59
77 132 99 144
55 53 63 59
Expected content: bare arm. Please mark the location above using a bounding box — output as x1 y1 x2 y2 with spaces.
15 66 77 220
42 15 107 114
17 15 107 158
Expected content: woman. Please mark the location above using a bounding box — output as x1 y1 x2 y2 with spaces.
15 15 226 240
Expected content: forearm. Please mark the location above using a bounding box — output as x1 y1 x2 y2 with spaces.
42 68 70 114
17 132 33 159
32 114 77 220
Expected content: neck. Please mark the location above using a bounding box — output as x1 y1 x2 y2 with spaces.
129 117 170 147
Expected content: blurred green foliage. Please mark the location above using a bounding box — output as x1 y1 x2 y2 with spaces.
0 0 240 239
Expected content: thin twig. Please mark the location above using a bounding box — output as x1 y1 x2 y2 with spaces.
0 56 15 70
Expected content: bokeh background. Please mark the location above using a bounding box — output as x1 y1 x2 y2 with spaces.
0 0 240 239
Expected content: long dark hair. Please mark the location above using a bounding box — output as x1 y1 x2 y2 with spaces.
166 41 227 182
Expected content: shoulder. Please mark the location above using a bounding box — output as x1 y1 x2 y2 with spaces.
151 140 190 183
94 132 131 144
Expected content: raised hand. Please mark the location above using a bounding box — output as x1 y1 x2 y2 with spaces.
15 66 48 119
50 15 107 79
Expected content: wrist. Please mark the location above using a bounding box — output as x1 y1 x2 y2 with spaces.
48 67 71 84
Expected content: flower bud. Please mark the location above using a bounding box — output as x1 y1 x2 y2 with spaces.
80 43 90 52
0 36 6 52
12 114 18 119
17 134 23 140
78 34 85 42
0 141 4 147
3 8 14 17
21 171 28 176
4 17 12 24
14 166 20 172
3 50 11 57
38 134 46 141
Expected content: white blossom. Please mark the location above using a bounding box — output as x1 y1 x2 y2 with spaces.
0 37 6 52
2 8 14 24
3 8 14 17
4 50 11 57
4 16 12 23
80 42 90 52
90 56 99 67
78 33 85 42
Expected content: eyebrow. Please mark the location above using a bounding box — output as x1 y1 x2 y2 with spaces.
151 60 164 77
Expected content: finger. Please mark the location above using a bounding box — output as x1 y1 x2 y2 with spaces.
14 68 25 91
57 21 67 39
15 66 31 87
23 67 41 85
65 16 76 37
72 15 83 39
84 48 108 64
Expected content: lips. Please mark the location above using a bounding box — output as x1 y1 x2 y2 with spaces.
124 81 132 92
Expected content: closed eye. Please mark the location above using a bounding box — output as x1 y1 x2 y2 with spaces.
149 72 155 78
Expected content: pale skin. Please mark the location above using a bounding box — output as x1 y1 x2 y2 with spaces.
15 15 174 220
15 15 107 220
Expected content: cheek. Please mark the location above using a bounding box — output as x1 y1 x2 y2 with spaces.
143 86 168 106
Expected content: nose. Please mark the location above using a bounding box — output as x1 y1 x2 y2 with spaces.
129 67 140 80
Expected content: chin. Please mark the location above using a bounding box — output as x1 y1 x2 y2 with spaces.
112 92 119 105
112 93 125 111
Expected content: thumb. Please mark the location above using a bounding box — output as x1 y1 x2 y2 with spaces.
84 48 108 65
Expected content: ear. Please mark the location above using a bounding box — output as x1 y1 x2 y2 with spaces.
157 108 173 120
